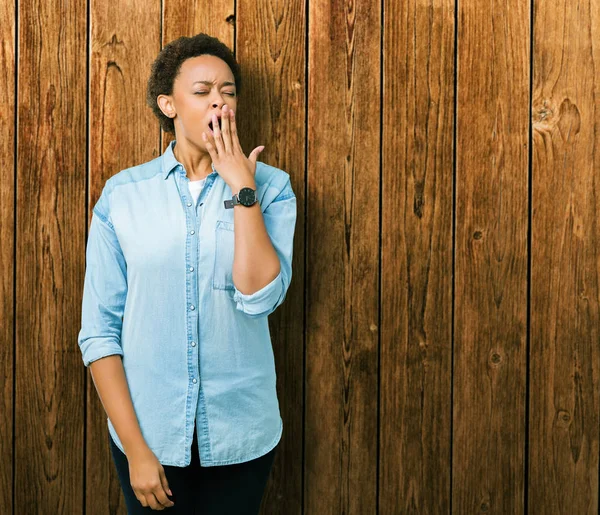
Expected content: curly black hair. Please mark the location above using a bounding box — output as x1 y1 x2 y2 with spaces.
146 33 242 134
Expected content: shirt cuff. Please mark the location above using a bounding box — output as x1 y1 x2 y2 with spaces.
232 269 284 318
80 337 124 367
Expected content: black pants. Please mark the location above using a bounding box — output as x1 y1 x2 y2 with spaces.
108 425 278 514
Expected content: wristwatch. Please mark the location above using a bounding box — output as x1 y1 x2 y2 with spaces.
224 187 257 209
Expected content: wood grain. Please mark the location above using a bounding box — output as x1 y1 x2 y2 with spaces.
529 0 600 512
306 0 381 513
0 0 15 511
453 0 530 512
380 0 455 512
16 0 87 511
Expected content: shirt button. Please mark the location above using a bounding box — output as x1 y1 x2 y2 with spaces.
190 230 195 235
190 305 195 310
187 202 192 207
189 266 194 272
192 378 197 384
191 341 196 347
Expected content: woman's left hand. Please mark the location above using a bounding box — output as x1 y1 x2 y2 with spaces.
202 105 264 191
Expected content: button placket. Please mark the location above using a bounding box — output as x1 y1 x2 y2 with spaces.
176 167 201 391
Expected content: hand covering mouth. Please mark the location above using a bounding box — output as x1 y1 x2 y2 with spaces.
208 116 222 133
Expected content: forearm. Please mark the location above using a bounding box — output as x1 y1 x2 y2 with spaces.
89 354 148 458
231 178 280 294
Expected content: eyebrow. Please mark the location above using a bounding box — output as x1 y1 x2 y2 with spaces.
193 80 236 87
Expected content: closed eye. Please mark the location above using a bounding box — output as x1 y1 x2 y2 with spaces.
194 92 236 96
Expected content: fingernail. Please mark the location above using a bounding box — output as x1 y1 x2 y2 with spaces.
168 489 172 495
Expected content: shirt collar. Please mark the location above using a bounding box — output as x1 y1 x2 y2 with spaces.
162 139 218 180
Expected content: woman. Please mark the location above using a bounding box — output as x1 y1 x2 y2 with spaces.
77 33 296 513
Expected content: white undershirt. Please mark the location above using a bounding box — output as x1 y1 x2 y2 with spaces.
188 177 207 205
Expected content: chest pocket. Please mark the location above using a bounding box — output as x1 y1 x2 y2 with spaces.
212 220 235 291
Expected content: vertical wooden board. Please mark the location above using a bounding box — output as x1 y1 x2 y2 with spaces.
529 0 600 512
16 0 87 511
87 1 161 513
161 0 234 152
454 0 529 512
379 0 455 511
306 0 380 513
0 0 15 510
234 1 306 512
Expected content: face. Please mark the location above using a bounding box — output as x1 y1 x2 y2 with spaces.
157 54 238 148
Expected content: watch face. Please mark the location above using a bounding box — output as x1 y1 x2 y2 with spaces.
238 187 256 206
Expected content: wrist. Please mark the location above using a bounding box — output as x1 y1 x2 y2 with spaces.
121 432 150 457
229 177 256 193
124 441 153 461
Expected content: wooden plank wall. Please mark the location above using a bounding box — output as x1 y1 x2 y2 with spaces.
2 0 598 513
0 0 15 510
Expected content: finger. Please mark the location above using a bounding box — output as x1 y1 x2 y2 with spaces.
220 106 233 154
157 472 175 507
228 108 245 154
153 486 174 508
211 113 225 155
202 131 217 161
135 492 148 507
249 146 265 165
146 491 165 510
159 470 173 497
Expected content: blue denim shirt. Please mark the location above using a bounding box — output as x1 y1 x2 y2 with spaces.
77 139 296 467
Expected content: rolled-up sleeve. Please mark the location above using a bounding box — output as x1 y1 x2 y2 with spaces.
232 179 296 318
77 187 127 367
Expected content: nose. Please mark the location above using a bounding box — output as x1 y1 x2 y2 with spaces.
212 92 233 114
212 92 226 107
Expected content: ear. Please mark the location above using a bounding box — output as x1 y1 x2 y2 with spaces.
157 94 176 118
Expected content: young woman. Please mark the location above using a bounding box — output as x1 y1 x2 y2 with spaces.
78 33 296 513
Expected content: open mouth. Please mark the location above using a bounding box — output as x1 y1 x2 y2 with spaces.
208 116 222 133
